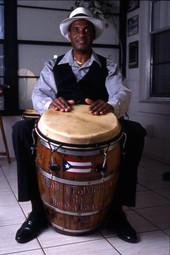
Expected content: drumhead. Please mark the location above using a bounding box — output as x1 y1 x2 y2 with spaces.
22 109 40 119
37 105 121 145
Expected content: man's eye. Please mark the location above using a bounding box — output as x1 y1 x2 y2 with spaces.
73 28 80 33
84 27 92 33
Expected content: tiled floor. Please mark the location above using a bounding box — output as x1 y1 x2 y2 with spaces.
0 157 169 255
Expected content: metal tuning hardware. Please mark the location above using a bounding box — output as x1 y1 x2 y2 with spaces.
122 132 127 159
31 126 37 155
49 162 60 173
48 142 60 178
96 145 110 179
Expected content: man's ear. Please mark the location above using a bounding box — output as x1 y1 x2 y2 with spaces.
68 31 71 40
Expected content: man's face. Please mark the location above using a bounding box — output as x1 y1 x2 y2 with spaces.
68 19 95 53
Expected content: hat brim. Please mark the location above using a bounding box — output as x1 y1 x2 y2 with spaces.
60 16 104 40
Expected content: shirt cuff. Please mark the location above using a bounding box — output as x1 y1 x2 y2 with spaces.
44 101 52 110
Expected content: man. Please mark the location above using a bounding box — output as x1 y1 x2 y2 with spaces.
12 7 146 244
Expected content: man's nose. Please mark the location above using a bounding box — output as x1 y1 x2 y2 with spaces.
78 29 86 36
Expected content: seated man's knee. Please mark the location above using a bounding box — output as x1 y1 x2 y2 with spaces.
122 119 146 139
12 119 35 137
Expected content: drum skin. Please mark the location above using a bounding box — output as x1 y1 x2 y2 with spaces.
21 109 40 119
35 105 123 235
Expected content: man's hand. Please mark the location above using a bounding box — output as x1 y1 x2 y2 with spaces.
49 97 75 112
85 98 114 115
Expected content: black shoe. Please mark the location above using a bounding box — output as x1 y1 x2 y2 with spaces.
114 211 138 243
15 211 48 243
108 211 138 243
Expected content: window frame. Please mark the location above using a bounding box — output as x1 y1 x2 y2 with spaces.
139 1 170 105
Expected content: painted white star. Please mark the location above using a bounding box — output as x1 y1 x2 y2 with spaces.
65 163 70 169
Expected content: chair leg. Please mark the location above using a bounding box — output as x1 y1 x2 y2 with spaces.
0 115 11 163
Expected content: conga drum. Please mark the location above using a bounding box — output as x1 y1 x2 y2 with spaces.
21 109 40 119
35 105 123 236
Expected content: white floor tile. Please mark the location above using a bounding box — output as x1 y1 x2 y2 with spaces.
1 160 17 180
136 204 170 229
138 168 170 190
136 183 148 192
38 226 103 248
7 250 45 255
125 210 158 233
19 201 32 216
0 179 11 192
135 190 169 209
108 230 170 255
0 225 41 254
0 205 26 227
44 239 119 255
99 209 158 238
162 228 170 236
0 190 18 207
0 168 6 181
139 157 170 176
99 223 116 238
154 188 170 200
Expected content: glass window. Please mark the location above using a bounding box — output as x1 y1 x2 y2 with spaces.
150 1 170 98
17 7 67 42
18 44 71 76
0 1 4 110
0 44 4 76
0 5 4 39
151 1 170 32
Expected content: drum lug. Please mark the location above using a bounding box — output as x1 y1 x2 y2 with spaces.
95 165 106 179
49 162 60 172
96 165 105 172
96 149 108 177
31 125 37 155
30 145 36 155
122 132 127 158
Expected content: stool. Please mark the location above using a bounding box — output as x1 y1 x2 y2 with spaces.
0 115 11 163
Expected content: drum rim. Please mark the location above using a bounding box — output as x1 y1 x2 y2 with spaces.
35 125 123 149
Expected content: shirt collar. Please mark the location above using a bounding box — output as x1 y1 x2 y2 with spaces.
58 49 102 67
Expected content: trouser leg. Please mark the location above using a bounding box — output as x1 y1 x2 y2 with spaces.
12 119 40 203
112 119 146 209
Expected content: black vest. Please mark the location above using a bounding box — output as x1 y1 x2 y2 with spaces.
53 54 108 104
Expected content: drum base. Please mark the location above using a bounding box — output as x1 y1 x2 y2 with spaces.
44 206 108 236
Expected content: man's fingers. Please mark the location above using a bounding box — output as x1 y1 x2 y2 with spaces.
49 97 74 112
85 99 114 115
85 98 94 105
67 100 75 105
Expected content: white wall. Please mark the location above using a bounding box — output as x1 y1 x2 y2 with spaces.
126 1 170 164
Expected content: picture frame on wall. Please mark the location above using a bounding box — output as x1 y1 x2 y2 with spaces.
129 41 138 68
128 15 139 36
127 0 140 12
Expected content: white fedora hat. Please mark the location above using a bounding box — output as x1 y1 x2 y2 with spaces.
59 7 104 40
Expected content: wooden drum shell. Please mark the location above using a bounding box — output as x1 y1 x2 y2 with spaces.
35 105 123 235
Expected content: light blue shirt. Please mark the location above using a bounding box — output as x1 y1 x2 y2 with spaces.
32 49 131 118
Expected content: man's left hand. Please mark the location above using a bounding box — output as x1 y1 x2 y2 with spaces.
85 98 114 115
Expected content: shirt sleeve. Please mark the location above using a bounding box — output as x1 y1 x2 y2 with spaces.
32 59 57 115
105 59 131 118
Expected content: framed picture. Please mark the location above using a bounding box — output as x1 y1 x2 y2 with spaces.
127 0 140 12
128 15 139 36
129 41 138 68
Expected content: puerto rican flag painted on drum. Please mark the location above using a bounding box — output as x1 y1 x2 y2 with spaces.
62 157 92 174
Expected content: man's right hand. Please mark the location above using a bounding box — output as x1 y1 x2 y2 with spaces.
49 97 75 112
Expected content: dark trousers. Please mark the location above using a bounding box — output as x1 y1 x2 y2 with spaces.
12 118 146 206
